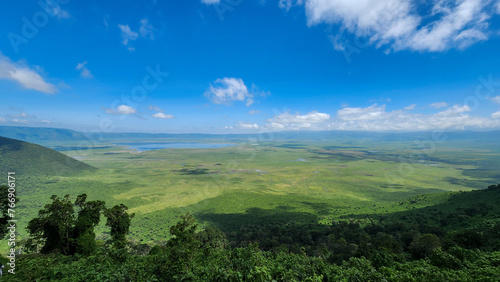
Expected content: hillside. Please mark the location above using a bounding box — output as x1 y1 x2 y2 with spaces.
0 126 88 144
0 136 97 176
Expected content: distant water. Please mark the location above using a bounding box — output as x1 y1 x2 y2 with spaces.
116 142 235 152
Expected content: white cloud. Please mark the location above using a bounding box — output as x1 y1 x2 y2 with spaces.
75 61 93 78
249 110 262 115
118 24 139 48
0 118 6 123
205 77 254 106
119 20 155 51
434 104 470 116
404 0 489 51
201 0 221 4
149 106 164 112
153 113 174 119
430 101 449 109
139 19 154 39
10 113 28 118
404 104 417 110
104 105 137 115
337 104 387 121
266 111 331 130
117 105 137 114
11 119 28 124
329 104 498 131
40 120 51 124
263 104 500 131
279 0 304 11
287 0 495 52
0 54 57 94
489 96 500 104
236 121 259 129
43 0 71 19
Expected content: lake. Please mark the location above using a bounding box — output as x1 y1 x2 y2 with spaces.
116 142 236 151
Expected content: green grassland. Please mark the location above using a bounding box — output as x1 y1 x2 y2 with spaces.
2 135 498 253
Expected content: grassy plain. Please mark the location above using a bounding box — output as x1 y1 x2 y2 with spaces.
4 137 500 251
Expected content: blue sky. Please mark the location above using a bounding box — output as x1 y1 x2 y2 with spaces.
1 0 500 133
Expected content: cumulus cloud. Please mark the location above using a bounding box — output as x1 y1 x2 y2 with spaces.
103 105 137 115
0 118 6 123
236 121 259 129
40 120 51 124
149 105 174 119
489 96 500 104
328 103 499 131
249 110 262 115
266 111 331 130
404 104 417 110
153 112 174 119
0 54 57 94
285 0 496 52
205 78 255 106
261 104 500 131
430 101 449 109
75 61 93 78
337 104 387 121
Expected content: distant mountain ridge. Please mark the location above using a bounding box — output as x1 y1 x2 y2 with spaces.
0 126 88 143
1 125 499 145
0 136 97 176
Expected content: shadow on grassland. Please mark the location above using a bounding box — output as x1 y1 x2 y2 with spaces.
346 185 500 231
197 206 319 233
173 168 210 175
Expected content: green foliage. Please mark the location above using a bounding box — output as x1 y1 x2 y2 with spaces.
104 204 135 249
5 206 500 281
27 194 108 255
27 195 75 255
410 233 441 259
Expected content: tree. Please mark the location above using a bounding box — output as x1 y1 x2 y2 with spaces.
104 204 135 249
27 194 107 255
73 194 105 255
27 195 75 254
155 213 202 279
410 233 441 259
